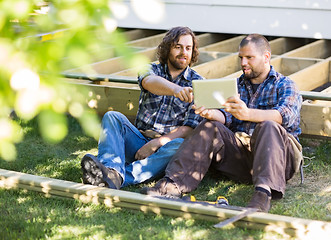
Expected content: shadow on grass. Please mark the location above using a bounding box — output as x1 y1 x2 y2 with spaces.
0 188 267 240
1 117 330 239
0 116 98 183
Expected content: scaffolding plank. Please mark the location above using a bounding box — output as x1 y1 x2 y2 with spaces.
284 40 331 59
300 101 331 138
272 57 321 76
289 60 329 91
199 35 244 53
65 48 157 75
69 80 140 119
128 33 166 48
1 168 330 239
192 54 239 79
123 29 163 42
269 38 310 56
196 33 233 48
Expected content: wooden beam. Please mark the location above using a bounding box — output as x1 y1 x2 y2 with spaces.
128 33 165 48
192 54 240 79
199 35 244 53
271 57 321 77
269 38 288 56
300 101 331 138
68 79 140 120
64 48 157 75
322 86 331 93
123 29 163 42
195 51 230 65
284 40 331 59
1 168 330 239
197 33 234 48
110 49 158 77
289 59 329 91
269 37 312 56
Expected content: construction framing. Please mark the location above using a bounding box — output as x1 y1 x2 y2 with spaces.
63 29 331 138
1 168 330 239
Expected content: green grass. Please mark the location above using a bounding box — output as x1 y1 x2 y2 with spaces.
0 116 330 240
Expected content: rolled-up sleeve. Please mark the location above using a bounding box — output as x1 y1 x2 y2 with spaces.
273 79 302 129
137 64 156 90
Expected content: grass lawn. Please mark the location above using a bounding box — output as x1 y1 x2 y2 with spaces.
0 116 330 240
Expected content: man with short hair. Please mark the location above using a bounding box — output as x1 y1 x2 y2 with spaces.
81 26 203 189
142 34 303 212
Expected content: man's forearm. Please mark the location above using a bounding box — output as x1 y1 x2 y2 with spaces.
142 75 179 96
247 109 282 124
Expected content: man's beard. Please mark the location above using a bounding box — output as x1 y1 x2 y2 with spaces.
243 69 260 80
169 55 190 70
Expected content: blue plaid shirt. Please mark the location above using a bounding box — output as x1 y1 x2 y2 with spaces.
135 63 204 135
222 66 302 139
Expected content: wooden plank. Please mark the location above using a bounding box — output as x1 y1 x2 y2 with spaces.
196 33 234 48
68 80 140 119
322 86 331 93
284 40 331 59
289 60 329 91
1 168 330 239
195 51 230 65
64 48 157 75
111 68 140 77
199 35 245 53
192 54 239 79
128 33 166 48
123 29 163 41
269 38 288 56
300 101 331 138
272 57 321 76
269 38 312 56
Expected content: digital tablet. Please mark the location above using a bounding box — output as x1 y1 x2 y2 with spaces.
192 78 238 109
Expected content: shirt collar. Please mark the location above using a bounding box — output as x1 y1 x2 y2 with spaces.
164 64 191 82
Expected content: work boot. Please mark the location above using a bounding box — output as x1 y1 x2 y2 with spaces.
81 154 122 189
140 177 181 198
246 190 271 212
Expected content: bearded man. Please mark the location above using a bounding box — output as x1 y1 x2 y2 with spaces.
81 26 204 189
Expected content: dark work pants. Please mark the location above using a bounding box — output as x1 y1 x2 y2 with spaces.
165 120 295 199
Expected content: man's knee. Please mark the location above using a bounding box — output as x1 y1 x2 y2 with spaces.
257 120 278 129
252 120 287 147
104 111 123 119
198 119 226 132
103 111 126 123
255 120 282 135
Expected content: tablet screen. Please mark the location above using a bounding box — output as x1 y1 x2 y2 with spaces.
192 78 238 109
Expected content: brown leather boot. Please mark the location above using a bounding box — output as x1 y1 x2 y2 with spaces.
247 190 271 212
141 177 181 198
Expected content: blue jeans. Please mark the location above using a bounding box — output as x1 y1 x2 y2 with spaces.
98 111 184 188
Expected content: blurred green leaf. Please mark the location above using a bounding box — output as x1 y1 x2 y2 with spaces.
38 109 68 143
0 0 139 161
